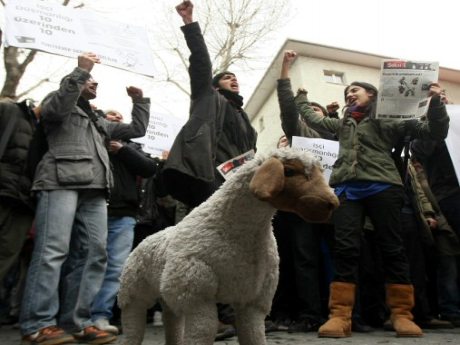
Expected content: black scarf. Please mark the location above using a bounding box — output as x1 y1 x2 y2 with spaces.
218 89 244 108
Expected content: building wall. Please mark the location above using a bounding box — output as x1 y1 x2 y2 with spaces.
251 56 460 153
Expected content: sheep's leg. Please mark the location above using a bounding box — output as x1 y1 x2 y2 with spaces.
183 302 217 345
162 302 185 345
234 305 267 345
119 301 148 345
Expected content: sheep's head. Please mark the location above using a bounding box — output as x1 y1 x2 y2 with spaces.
249 152 339 222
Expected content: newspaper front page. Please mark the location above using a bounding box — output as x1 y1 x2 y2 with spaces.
376 60 439 120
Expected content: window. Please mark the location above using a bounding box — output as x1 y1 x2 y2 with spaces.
323 70 345 84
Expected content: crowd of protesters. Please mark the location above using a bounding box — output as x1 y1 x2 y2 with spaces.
0 0 459 344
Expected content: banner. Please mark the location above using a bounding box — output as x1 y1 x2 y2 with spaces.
132 113 185 157
445 105 460 182
291 137 339 183
3 0 156 76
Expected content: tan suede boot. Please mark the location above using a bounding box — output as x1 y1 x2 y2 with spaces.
386 284 423 337
318 282 355 338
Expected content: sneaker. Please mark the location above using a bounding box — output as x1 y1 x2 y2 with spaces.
21 325 75 345
94 319 119 335
73 326 116 344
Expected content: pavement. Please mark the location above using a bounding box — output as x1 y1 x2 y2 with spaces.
2 324 460 344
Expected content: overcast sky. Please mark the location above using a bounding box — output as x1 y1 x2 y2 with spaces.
1 0 458 119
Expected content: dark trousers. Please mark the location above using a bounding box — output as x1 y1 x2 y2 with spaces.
0 202 34 283
333 185 410 284
400 212 432 321
272 211 332 322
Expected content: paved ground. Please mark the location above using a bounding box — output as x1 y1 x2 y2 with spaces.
2 324 460 344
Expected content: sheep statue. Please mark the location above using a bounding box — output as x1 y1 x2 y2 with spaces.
118 148 339 345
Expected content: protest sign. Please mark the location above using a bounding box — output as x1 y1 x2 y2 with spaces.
132 113 185 157
291 136 339 183
445 105 460 182
376 59 438 120
3 0 156 76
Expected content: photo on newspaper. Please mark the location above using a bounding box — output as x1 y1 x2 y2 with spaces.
217 150 255 180
376 60 439 120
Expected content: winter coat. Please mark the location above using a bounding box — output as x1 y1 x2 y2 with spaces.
108 142 157 218
411 138 460 203
409 161 460 256
163 22 257 207
32 67 150 191
0 100 36 209
295 96 449 187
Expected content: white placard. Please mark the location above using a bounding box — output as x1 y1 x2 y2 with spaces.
291 136 339 183
132 113 185 157
376 59 439 120
445 105 460 182
3 0 156 76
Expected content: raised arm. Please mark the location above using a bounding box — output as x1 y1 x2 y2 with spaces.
109 142 157 178
41 53 99 123
407 83 450 141
295 91 340 134
107 86 150 140
176 1 213 99
277 51 320 140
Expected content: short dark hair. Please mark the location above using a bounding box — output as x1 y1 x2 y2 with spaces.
212 71 235 88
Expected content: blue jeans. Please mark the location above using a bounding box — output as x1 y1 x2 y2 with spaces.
91 216 135 321
19 190 108 335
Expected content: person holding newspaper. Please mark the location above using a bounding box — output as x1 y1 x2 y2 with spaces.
294 67 449 338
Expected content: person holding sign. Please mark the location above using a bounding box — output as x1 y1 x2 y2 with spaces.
163 0 257 209
295 72 449 338
19 52 150 345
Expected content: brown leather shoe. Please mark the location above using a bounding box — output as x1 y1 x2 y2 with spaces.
21 325 75 345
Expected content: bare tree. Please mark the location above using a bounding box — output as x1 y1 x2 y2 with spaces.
0 0 84 100
151 0 290 96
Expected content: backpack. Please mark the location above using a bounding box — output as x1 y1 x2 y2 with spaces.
26 121 48 180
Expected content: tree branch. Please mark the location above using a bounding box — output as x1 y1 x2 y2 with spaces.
16 78 50 100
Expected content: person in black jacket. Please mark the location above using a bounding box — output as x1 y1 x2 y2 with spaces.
89 110 157 334
0 99 37 284
163 0 257 208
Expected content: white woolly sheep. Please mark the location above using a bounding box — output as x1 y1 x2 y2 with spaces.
118 148 339 345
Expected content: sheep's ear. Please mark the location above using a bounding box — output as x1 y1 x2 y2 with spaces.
249 157 285 200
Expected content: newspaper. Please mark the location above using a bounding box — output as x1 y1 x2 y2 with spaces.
216 150 255 180
375 60 439 120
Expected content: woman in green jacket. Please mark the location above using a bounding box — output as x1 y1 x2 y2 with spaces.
295 76 449 338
